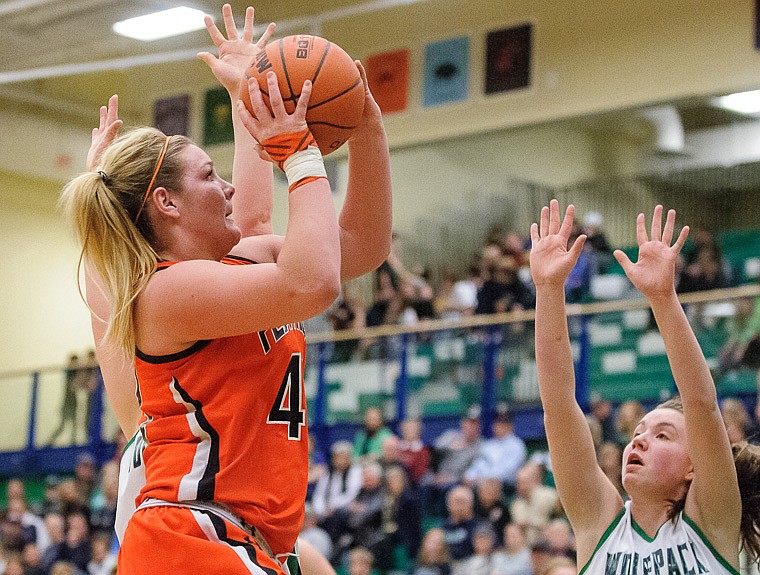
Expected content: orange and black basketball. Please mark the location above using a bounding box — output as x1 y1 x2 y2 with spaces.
240 35 365 155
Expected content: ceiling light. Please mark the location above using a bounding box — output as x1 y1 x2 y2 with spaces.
113 7 207 41
712 89 760 115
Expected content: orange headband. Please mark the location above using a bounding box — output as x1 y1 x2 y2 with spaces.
134 135 172 223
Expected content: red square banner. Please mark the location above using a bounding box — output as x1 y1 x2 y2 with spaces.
366 49 410 114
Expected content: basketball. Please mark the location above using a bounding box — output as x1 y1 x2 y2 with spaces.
240 35 365 155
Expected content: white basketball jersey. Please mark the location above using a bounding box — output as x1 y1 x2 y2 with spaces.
115 431 147 543
580 501 738 575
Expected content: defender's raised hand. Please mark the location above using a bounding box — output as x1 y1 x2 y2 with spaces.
197 4 275 97
530 199 587 288
86 94 122 171
613 205 689 301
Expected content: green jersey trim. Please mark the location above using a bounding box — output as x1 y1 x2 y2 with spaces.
579 507 627 575
682 513 739 575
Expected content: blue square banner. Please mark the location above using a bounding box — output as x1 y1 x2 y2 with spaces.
423 36 470 107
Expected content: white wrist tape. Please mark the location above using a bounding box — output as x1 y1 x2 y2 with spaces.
282 146 327 190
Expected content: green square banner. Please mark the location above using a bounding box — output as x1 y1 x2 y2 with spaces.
203 87 234 146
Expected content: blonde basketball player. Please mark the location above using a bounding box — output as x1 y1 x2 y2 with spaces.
529 200 760 575
70 4 391 574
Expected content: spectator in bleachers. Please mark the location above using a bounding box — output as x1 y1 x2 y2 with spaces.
564 224 595 304
473 477 510 547
425 407 483 516
442 485 478 567
678 232 730 294
581 211 613 274
86 532 116 575
541 556 577 575
597 442 625 499
464 405 527 494
313 441 363 542
54 481 86 518
588 393 618 445
5 497 48 552
434 269 478 321
353 408 394 463
347 546 375 575
78 350 100 442
717 296 760 377
365 265 402 330
0 515 29 555
3 553 24 575
369 465 422 572
39 479 62 519
307 435 329 502
40 511 90 575
499 232 530 270
398 418 431 486
21 542 43 575
412 527 451 575
720 397 757 445
46 354 84 447
343 463 386 553
491 523 532 575
299 504 333 565
377 435 407 479
452 523 498 575
475 256 533 315
88 461 118 540
509 462 557 545
41 513 65 557
48 562 77 575
613 399 645 447
72 455 97 507
327 285 366 363
541 519 575 560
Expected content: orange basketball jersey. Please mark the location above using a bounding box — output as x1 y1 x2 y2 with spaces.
134 257 309 556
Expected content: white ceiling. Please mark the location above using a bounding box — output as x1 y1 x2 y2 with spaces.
0 0 396 123
4 0 760 197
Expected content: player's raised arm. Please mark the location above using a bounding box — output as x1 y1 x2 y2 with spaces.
197 3 276 236
613 207 741 560
530 200 623 562
338 61 393 280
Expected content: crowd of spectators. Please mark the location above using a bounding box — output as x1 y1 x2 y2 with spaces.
301 387 760 575
3 215 760 575
322 216 754 359
2 392 758 575
0 452 119 575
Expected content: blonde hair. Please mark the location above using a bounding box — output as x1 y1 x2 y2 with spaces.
59 127 191 353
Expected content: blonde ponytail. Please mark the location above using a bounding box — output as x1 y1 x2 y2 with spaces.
59 127 191 353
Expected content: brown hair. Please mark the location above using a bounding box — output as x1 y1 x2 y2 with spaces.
59 127 191 353
732 441 760 561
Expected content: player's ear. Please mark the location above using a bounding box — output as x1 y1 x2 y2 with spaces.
151 187 180 220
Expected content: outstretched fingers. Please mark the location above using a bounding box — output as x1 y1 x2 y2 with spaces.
221 3 239 41
661 208 676 245
530 222 540 247
256 22 276 48
204 13 226 47
613 249 633 275
241 6 254 43
650 204 663 242
672 225 690 254
636 212 648 246
539 206 549 238
548 199 561 235
558 203 575 241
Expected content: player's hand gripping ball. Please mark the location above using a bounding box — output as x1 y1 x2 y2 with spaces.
240 35 365 155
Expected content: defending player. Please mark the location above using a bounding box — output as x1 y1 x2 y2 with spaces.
529 200 760 575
